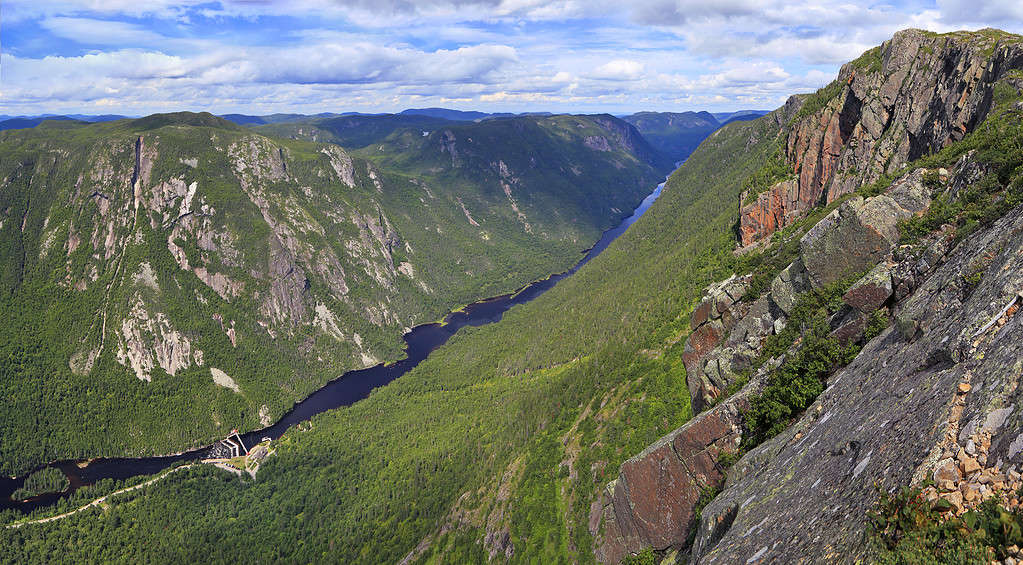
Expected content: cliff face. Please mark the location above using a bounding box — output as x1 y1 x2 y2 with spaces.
596 163 944 560
738 28 1023 246
596 29 1023 563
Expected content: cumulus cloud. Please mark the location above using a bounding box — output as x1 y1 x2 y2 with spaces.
587 59 645 81
4 0 1023 115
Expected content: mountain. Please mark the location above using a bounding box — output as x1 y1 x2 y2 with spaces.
399 107 492 121
711 110 770 122
6 27 1023 565
219 113 351 126
63 114 129 122
718 111 769 126
255 113 457 148
397 108 556 121
595 27 1023 563
0 116 78 130
0 111 667 478
0 115 128 131
622 111 721 162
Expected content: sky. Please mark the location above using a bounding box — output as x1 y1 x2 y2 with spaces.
2 1 1023 117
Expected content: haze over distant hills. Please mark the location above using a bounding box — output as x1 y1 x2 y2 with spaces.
0 109 768 164
0 115 128 131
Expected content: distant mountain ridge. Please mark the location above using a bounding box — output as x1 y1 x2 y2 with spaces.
0 114 127 131
621 111 721 162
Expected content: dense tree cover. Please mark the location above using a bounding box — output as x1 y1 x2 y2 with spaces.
0 109 781 562
0 112 665 476
10 467 69 501
620 111 720 162
254 114 456 149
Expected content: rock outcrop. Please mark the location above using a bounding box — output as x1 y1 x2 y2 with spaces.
689 202 1023 563
738 28 1023 246
682 167 932 413
595 370 770 563
597 159 971 561
800 170 930 287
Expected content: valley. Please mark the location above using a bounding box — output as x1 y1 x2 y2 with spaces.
1 176 667 517
6 6 1023 564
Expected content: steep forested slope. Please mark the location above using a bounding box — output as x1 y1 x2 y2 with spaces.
622 111 720 162
0 111 665 476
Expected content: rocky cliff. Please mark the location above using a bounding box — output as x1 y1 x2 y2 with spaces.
691 199 1023 563
738 28 1023 246
596 28 1023 563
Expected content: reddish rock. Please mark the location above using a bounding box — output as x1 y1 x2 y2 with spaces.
844 264 894 313
682 321 724 376
830 311 868 346
594 404 743 563
739 180 802 246
691 300 714 328
738 28 1015 247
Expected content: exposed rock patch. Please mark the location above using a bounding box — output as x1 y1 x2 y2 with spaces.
739 28 1023 246
688 203 1023 563
210 367 241 394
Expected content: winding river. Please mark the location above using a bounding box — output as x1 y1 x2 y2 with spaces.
1 180 665 514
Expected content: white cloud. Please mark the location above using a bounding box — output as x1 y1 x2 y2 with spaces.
40 17 166 44
3 0 1023 115
587 59 645 81
937 0 1023 26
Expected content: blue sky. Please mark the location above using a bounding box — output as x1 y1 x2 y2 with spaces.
3 1 1023 116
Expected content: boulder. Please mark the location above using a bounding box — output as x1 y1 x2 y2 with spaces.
768 259 811 315
843 263 893 313
595 396 749 563
800 195 912 288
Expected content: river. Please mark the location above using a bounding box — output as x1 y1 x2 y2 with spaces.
0 180 665 513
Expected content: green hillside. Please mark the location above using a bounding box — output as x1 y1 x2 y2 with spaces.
0 111 666 477
0 106 781 561
622 111 721 162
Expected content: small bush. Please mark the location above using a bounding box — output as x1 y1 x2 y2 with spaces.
868 483 1023 563
863 309 890 342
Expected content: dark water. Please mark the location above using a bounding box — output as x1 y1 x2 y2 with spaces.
1 181 664 513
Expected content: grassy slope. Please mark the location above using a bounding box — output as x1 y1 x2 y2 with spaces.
0 112 664 476
0 112 781 562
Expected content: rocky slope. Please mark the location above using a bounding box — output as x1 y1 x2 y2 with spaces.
693 193 1023 563
738 28 1023 246
0 111 665 475
596 28 1023 564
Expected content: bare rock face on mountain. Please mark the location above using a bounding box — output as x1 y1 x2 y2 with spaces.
739 28 1023 246
799 175 930 288
690 202 1023 564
